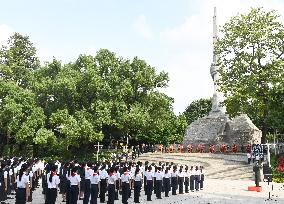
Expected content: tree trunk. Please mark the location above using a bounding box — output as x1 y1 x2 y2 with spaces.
261 98 269 144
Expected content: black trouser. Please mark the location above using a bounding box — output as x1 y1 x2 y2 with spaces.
156 180 162 199
144 176 147 194
134 181 141 203
248 158 251 164
185 177 189 193
115 180 119 200
146 180 153 201
190 176 194 191
83 179 91 204
46 188 57 204
100 179 106 203
90 184 99 204
121 182 129 204
171 177 178 195
178 177 184 194
70 185 79 204
163 178 170 197
200 174 204 189
16 188 26 204
107 184 115 204
195 175 200 190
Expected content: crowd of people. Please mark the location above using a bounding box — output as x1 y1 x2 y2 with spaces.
0 157 205 204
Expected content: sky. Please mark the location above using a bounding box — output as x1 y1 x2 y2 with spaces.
1 0 284 114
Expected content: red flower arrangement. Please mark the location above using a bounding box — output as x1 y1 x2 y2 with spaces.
209 144 215 153
220 144 226 153
276 156 284 172
231 144 238 153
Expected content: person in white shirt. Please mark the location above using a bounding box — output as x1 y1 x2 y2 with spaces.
144 166 154 201
171 166 178 195
247 153 252 164
46 165 60 204
194 166 201 191
16 164 29 204
200 166 205 190
184 166 189 193
155 166 163 199
68 167 81 204
178 166 184 194
120 166 130 204
83 162 93 204
189 166 195 192
133 166 143 203
90 166 100 204
99 165 107 203
107 167 117 204
163 167 171 197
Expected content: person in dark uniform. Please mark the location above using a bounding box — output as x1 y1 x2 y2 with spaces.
194 166 200 191
68 167 81 204
171 166 178 195
114 166 120 200
189 166 195 192
184 166 189 193
253 161 261 187
133 166 142 203
107 167 116 204
200 166 204 190
90 166 100 204
83 162 93 204
46 165 60 204
178 166 184 194
79 163 86 200
0 162 7 204
155 166 163 199
120 166 130 204
16 164 29 204
163 167 171 197
99 165 107 203
144 166 153 201
60 162 69 202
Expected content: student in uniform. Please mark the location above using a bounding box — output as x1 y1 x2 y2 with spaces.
120 166 130 204
99 165 107 203
0 162 7 204
114 166 120 200
163 167 171 197
46 165 60 204
15 164 29 204
178 166 184 194
83 162 93 204
144 166 154 201
189 166 195 192
155 166 163 199
133 166 142 203
194 166 200 191
90 166 100 204
184 166 189 193
68 167 81 204
107 167 116 204
200 166 204 190
171 166 178 195
60 162 69 202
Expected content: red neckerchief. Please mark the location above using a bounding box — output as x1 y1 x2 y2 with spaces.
109 173 113 177
71 172 76 177
93 173 97 176
51 171 56 176
124 172 128 175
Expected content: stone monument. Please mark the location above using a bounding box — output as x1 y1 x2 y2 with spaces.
183 7 262 147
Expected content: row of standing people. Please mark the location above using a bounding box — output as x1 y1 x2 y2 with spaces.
41 160 204 204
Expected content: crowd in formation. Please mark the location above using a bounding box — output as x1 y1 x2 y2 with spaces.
0 157 205 204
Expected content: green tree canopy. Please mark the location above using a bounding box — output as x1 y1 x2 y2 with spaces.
215 8 284 142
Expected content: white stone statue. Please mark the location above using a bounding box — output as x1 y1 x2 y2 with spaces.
210 7 226 115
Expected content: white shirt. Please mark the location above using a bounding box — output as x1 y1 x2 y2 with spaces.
90 173 100 184
144 171 154 181
121 172 130 183
68 174 81 185
134 173 143 181
47 173 60 188
247 153 251 158
155 171 164 181
3 171 8 179
171 171 178 177
85 168 93 180
178 171 184 178
16 173 29 188
108 174 117 184
99 169 108 179
164 172 171 178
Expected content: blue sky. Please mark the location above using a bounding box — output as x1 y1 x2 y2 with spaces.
1 0 284 114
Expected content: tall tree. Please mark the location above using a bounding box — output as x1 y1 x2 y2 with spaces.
215 8 284 142
183 98 212 125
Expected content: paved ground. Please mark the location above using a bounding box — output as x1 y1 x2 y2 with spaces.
6 178 284 204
